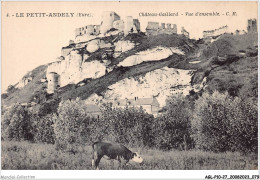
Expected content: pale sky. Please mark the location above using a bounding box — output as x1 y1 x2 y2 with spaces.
1 1 258 92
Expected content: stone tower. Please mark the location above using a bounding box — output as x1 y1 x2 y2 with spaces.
247 19 257 33
100 11 120 34
124 16 140 34
47 72 59 94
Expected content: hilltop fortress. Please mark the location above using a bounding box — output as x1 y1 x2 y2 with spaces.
74 11 141 43
45 11 192 93
74 11 190 43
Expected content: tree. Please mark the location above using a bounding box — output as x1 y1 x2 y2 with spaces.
53 98 87 151
2 103 33 141
191 91 258 153
153 95 194 150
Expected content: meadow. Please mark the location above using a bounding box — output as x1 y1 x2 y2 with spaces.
1 141 257 170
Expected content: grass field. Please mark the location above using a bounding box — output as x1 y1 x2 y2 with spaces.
1 141 257 170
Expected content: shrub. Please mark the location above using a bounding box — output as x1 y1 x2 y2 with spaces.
1 103 33 141
152 95 194 150
94 103 154 147
38 99 60 117
227 99 258 153
192 91 258 153
53 98 87 151
32 114 55 144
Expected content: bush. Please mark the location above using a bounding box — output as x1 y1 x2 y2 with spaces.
227 99 258 153
152 96 194 150
32 114 55 144
53 98 87 151
192 91 257 153
1 104 33 141
94 103 154 147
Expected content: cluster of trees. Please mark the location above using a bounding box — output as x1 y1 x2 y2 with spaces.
1 91 257 154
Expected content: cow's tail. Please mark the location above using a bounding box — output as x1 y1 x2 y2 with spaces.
92 141 99 150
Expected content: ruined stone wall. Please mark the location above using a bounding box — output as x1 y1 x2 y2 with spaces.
124 16 140 34
146 21 177 36
235 30 247 35
133 19 140 32
146 22 160 30
247 19 257 33
181 27 189 38
203 25 228 38
100 11 120 34
75 25 100 38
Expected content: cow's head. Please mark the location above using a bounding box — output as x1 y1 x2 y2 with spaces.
130 152 143 164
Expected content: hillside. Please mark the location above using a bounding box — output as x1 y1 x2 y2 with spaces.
2 32 258 109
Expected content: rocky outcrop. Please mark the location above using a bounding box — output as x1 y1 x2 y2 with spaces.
118 46 184 67
85 67 195 107
46 50 106 87
114 40 135 52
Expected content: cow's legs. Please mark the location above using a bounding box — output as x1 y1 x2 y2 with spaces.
92 152 95 167
94 156 102 170
92 151 102 170
117 157 121 170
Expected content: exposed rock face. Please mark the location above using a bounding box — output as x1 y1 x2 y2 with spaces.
16 76 33 89
85 67 195 107
86 39 112 53
118 46 184 67
46 50 106 87
114 40 135 52
86 39 100 53
75 34 97 43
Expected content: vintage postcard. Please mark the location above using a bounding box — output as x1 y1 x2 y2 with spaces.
1 1 258 179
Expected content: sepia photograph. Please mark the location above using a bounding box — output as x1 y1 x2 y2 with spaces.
1 1 258 179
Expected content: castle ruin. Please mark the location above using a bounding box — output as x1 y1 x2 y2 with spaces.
74 11 140 41
146 22 177 36
181 27 189 38
100 11 121 34
75 25 100 37
203 25 228 38
247 19 257 33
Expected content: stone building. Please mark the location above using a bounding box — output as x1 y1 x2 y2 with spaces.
181 27 189 38
247 19 257 33
85 104 102 119
114 97 160 117
146 21 177 36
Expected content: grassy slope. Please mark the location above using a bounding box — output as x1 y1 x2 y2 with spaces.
2 65 48 106
2 141 257 170
188 33 258 99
